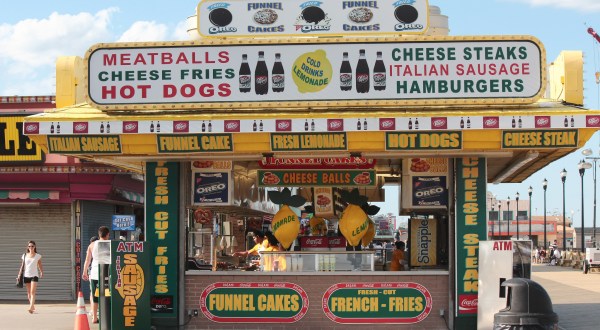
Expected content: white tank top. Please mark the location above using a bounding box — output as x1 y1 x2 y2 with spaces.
90 241 99 280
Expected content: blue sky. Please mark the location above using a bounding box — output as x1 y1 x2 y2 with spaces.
2 1 600 228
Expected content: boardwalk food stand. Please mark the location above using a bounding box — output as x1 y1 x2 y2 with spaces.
22 1 600 329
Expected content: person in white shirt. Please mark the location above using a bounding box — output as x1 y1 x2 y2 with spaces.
82 226 110 324
19 240 43 313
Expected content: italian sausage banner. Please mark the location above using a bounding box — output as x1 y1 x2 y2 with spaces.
85 36 544 110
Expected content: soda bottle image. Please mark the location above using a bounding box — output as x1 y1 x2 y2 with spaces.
202 120 206 132
357 118 361 130
517 116 522 128
239 54 251 93
259 120 264 132
466 117 471 129
156 121 161 133
564 116 568 127
56 122 61 134
311 119 315 131
460 117 464 129
100 122 105 134
255 51 269 95
50 122 54 134
373 51 386 91
106 122 111 133
363 118 367 130
356 49 369 93
408 118 413 130
150 121 155 133
208 121 212 132
414 118 419 130
253 120 257 132
304 119 309 131
272 53 284 92
511 116 516 128
570 115 574 127
340 52 352 91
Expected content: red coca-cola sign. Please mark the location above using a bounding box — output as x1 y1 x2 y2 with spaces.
431 117 447 130
122 121 138 133
73 122 88 134
535 116 551 128
173 121 189 133
587 115 600 127
482 116 499 129
223 120 240 132
24 122 39 134
379 118 396 130
301 236 328 248
328 237 347 248
327 119 344 131
458 294 478 314
276 119 292 131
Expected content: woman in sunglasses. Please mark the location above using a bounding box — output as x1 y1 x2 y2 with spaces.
22 241 43 313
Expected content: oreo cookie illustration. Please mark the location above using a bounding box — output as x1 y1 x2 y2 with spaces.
209 8 233 27
302 6 325 24
394 5 418 24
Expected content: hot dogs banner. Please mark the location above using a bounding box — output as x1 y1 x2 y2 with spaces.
196 0 430 38
84 36 544 110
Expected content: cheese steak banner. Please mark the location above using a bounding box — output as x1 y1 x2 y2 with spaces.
200 282 309 323
0 116 43 162
197 0 430 37
258 170 375 187
501 129 578 148
85 36 544 109
322 282 432 324
455 158 487 329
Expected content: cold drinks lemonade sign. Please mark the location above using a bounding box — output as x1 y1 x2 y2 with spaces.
85 36 544 110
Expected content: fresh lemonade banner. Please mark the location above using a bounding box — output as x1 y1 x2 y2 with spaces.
85 37 544 109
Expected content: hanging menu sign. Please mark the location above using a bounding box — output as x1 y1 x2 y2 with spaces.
196 0 430 38
85 37 545 110
258 170 375 187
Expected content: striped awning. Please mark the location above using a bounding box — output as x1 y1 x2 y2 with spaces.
116 189 144 204
0 190 60 200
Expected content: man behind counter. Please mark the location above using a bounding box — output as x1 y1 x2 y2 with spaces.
232 230 269 257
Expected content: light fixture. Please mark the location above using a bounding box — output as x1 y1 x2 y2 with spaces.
493 151 539 184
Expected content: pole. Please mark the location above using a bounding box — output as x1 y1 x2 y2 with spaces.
507 197 511 239
594 160 597 247
491 204 495 239
561 169 567 250
581 166 585 252
528 186 533 241
498 201 502 239
516 193 520 240
543 179 548 249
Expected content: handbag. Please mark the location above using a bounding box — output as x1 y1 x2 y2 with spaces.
16 254 24 288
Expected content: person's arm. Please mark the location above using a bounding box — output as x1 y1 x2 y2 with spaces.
37 257 43 278
82 243 94 281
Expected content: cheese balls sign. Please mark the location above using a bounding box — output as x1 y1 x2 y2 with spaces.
268 188 307 249
339 189 380 247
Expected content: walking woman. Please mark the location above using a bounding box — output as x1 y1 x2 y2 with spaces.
21 240 43 313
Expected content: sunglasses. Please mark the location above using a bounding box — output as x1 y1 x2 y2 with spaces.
28 245 35 247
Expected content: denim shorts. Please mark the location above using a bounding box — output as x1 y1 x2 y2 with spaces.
24 277 39 283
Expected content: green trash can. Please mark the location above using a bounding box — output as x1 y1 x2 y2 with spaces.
493 278 558 330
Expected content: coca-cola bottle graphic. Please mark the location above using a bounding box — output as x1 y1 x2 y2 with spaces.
272 53 284 93
357 118 361 130
511 116 516 128
311 119 315 131
253 120 257 132
414 118 419 130
259 120 264 132
150 121 155 133
56 122 61 134
564 116 568 127
208 121 212 132
202 120 206 132
356 49 369 93
106 122 111 133
570 115 574 127
460 117 464 129
156 121 161 133
518 116 522 128
340 52 352 91
363 118 367 130
373 51 386 91
466 117 471 129
239 54 251 93
50 122 54 134
304 119 309 131
408 118 413 130
255 51 268 95
100 122 105 133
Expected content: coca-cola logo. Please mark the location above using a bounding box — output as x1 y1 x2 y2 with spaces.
483 117 499 129
379 118 395 130
123 121 138 133
458 294 478 314
224 120 240 132
173 121 189 132
24 123 39 134
459 296 478 308
328 119 344 131
587 115 600 127
305 238 324 245
239 76 251 85
431 117 447 129
276 120 291 131
73 122 88 133
272 75 284 84
356 74 369 83
256 76 268 85
535 116 551 128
